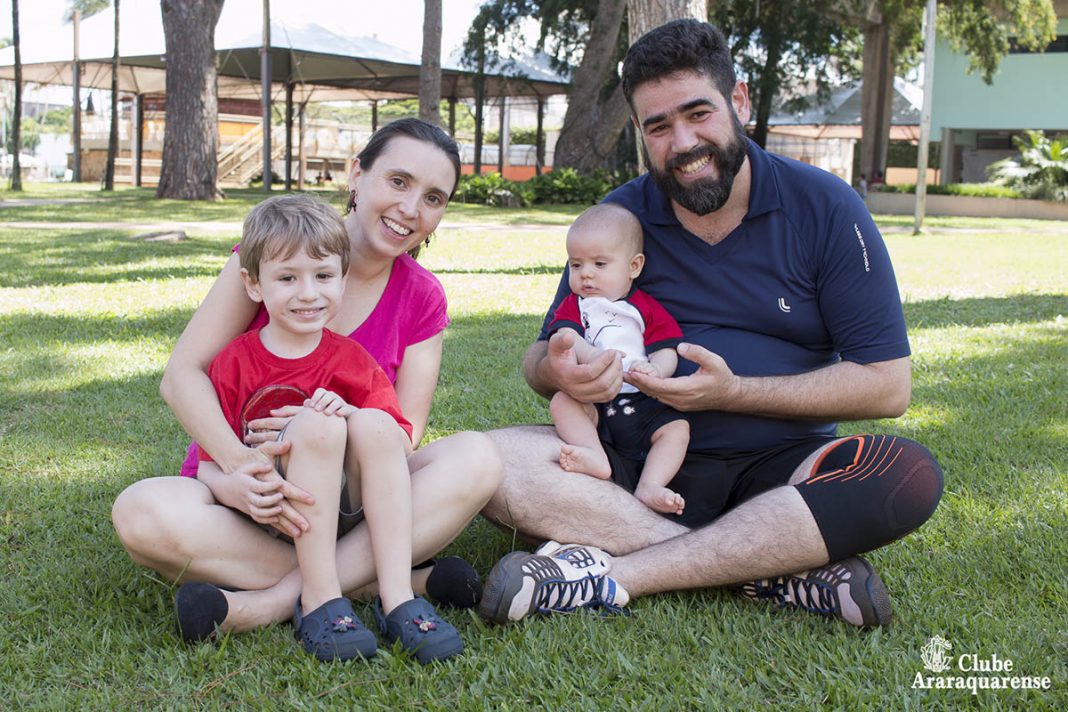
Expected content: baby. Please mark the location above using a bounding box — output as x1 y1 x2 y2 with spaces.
547 203 690 515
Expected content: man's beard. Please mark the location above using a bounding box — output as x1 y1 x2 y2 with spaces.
644 116 748 216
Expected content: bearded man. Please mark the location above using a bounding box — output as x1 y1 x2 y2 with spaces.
479 19 943 628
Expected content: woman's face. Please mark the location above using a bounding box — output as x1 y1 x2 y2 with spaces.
347 135 457 258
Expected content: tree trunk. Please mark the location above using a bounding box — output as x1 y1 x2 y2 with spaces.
103 0 120 191
157 0 225 200
750 26 784 148
859 15 893 181
419 0 442 126
553 0 629 173
10 0 22 191
627 0 707 42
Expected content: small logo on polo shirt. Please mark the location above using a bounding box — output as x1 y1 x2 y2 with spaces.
778 298 792 313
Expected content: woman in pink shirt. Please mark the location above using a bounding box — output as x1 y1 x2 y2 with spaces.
112 119 502 643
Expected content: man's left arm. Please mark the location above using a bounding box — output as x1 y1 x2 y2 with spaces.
625 346 910 420
628 196 911 422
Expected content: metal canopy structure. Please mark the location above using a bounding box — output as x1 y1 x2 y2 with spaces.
0 20 569 102
0 10 569 187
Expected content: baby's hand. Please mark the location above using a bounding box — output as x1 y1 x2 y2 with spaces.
628 360 661 378
305 388 352 417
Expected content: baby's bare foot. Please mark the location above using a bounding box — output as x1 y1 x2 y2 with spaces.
559 444 611 479
636 484 685 515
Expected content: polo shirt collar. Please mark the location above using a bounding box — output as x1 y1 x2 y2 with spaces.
642 137 783 226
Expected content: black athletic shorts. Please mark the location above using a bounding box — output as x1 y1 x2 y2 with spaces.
604 435 836 528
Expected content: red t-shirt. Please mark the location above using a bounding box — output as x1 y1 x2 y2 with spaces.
198 329 413 463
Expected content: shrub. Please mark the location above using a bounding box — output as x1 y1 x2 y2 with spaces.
987 130 1068 202
526 168 630 205
455 172 530 207
873 182 1022 199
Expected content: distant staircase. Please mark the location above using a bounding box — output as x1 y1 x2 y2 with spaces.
217 125 286 187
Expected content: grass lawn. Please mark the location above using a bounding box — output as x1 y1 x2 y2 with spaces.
0 185 1065 709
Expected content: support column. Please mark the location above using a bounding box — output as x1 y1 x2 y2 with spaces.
535 97 545 176
497 96 509 174
134 94 144 187
261 0 272 192
285 83 294 190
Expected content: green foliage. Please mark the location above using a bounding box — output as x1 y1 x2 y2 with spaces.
875 182 1022 198
526 167 628 205
7 116 40 153
715 0 863 144
987 129 1068 202
938 0 1057 84
456 168 630 207
455 172 531 207
64 0 110 22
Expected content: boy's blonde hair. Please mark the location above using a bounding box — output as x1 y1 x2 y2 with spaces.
569 203 644 256
240 193 350 280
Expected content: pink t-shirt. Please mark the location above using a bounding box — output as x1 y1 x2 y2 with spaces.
179 253 449 477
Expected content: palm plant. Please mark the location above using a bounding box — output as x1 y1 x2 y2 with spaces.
987 129 1068 202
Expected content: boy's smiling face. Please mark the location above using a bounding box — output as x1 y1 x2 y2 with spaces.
242 249 346 340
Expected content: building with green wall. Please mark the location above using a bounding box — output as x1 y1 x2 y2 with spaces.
931 2 1068 183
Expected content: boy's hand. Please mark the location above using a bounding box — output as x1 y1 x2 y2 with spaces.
305 388 352 417
244 404 302 445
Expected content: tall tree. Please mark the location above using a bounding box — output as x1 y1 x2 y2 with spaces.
714 1 862 148
465 1 706 174
9 0 21 191
628 0 707 41
102 0 121 191
157 0 225 200
419 0 443 126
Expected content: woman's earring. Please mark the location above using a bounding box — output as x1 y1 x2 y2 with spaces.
424 235 432 248
347 190 357 213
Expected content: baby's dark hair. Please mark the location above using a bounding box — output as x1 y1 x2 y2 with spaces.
621 19 737 107
240 193 349 281
569 203 643 257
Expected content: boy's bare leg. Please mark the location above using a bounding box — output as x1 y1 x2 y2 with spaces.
112 432 502 634
550 391 611 479
343 408 415 614
633 419 688 515
277 409 347 615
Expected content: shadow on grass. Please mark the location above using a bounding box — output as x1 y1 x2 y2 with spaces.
0 306 191 348
904 293 1068 329
0 229 232 288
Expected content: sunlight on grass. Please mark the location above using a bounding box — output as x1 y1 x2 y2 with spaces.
1 196 1065 708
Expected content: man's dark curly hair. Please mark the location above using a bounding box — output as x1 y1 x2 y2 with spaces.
621 19 737 108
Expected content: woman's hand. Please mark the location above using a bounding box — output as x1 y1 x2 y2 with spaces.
243 404 303 445
207 440 316 538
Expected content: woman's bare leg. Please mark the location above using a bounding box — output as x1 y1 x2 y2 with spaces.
111 430 502 633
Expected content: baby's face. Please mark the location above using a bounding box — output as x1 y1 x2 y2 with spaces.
566 227 642 301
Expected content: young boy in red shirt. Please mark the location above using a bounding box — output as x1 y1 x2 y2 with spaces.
197 193 462 663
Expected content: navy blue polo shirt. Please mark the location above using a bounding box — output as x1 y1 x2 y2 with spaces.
538 139 910 451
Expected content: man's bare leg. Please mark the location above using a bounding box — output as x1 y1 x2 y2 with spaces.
485 426 830 593
484 426 686 555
